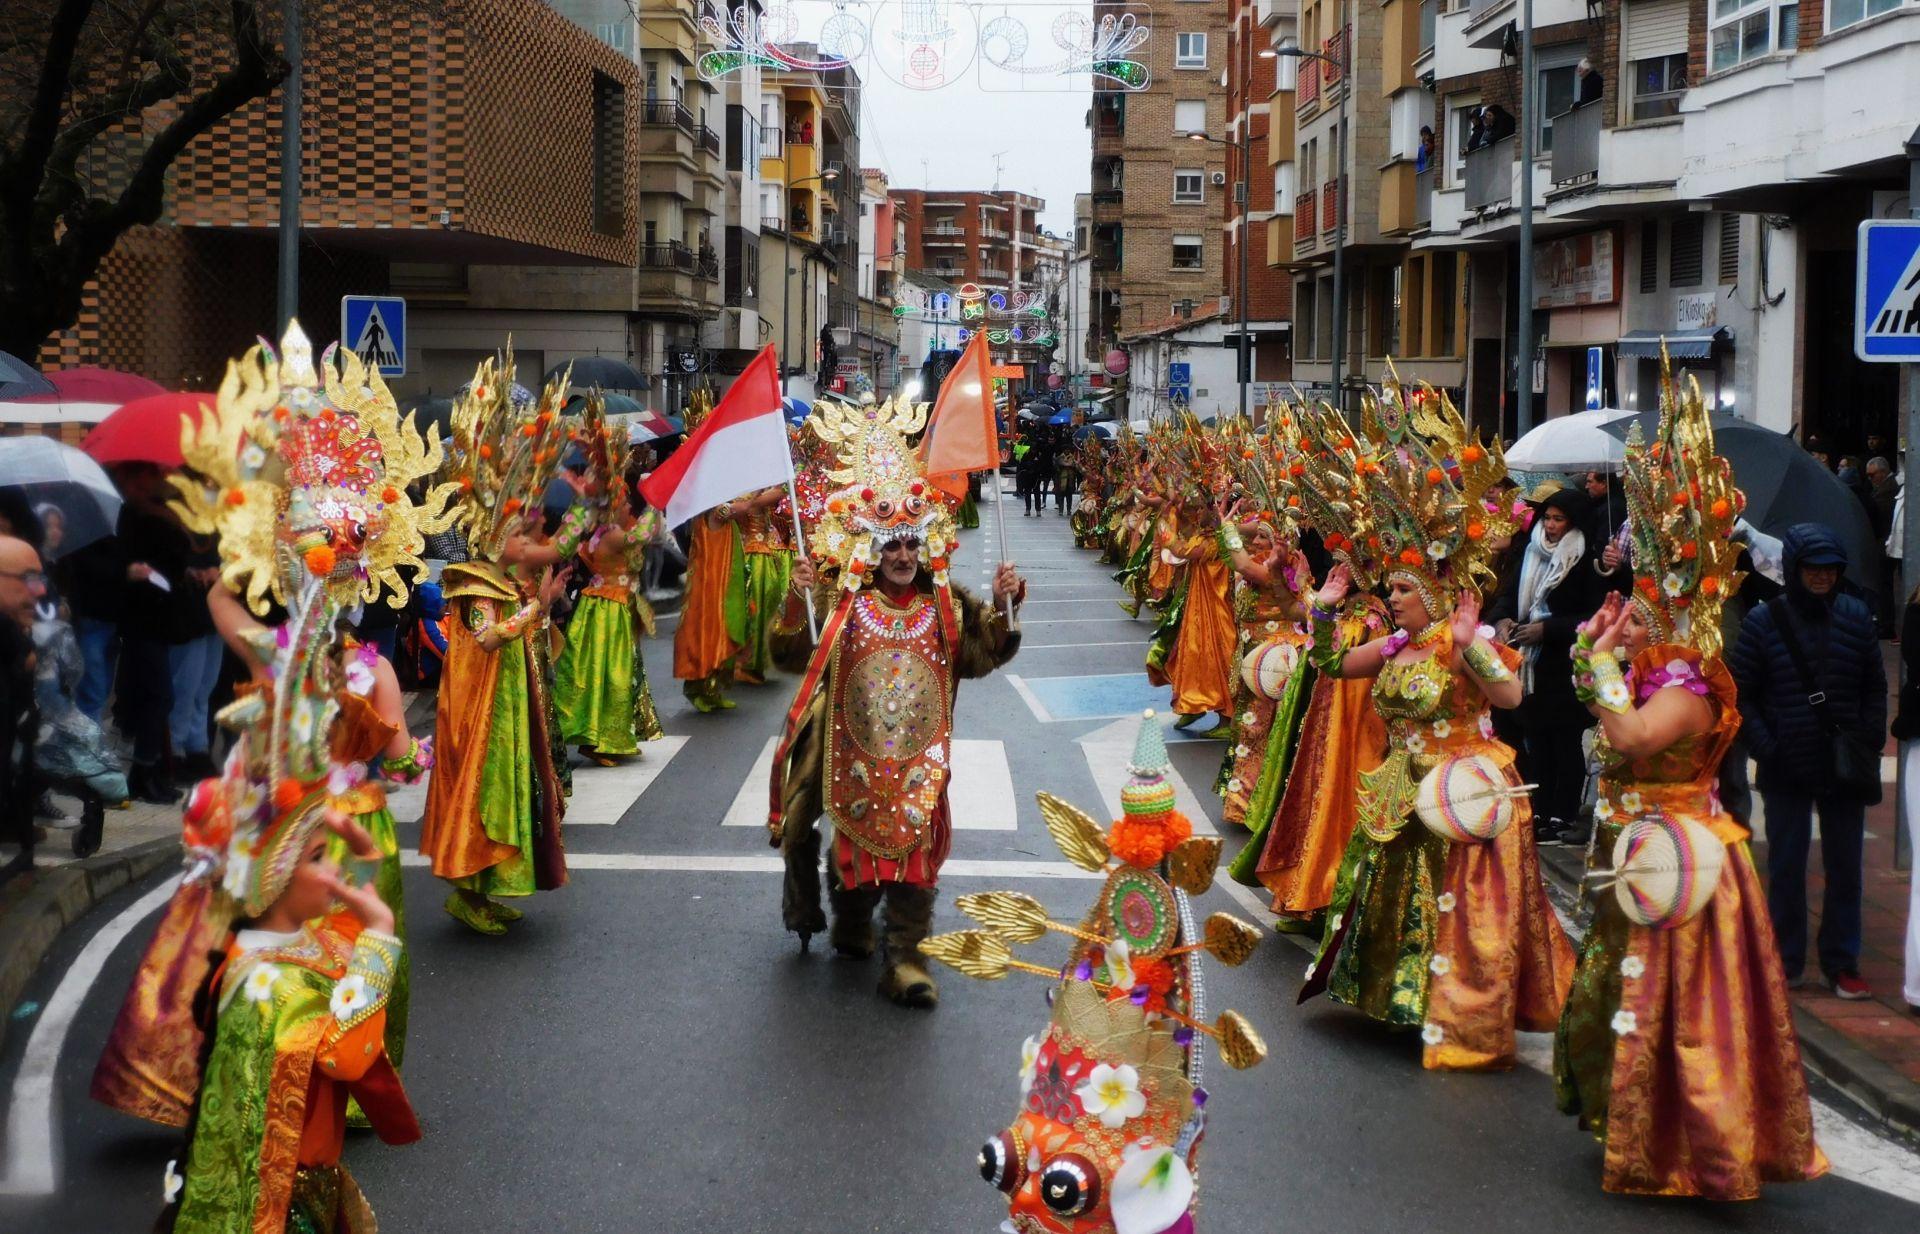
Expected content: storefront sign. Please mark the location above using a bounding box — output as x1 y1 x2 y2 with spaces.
1533 231 1617 310
1675 292 1717 331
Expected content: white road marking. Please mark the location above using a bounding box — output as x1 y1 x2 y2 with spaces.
399 850 1106 879
1076 715 1217 837
1005 674 1056 723
720 736 1018 830
1023 640 1152 650
0 877 179 1197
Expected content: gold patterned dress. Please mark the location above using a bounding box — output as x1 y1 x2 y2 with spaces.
1309 629 1574 1070
1553 646 1827 1197
1218 572 1307 829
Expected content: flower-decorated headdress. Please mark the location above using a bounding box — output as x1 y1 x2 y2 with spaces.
178 578 347 918
170 321 459 615
444 351 572 561
1355 374 1513 612
1621 348 1745 658
1280 397 1385 590
569 391 630 517
806 392 958 592
922 712 1266 1234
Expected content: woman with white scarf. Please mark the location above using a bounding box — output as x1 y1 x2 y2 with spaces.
1492 487 1603 845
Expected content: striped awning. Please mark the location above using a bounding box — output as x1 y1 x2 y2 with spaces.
1615 327 1732 360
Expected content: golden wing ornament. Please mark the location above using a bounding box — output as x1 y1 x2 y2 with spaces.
1036 791 1112 872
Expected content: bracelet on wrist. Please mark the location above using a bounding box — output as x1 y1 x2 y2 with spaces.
1461 640 1514 684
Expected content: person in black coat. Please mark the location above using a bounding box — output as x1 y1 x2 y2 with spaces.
1730 522 1887 998
0 536 44 882
1491 487 1605 841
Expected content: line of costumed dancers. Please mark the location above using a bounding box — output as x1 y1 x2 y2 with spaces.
1069 355 1827 1203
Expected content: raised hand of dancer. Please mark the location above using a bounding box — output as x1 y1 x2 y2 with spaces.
1583 591 1634 657
791 556 817 593
1314 562 1352 609
992 562 1026 608
1450 589 1485 649
537 565 572 611
317 811 396 935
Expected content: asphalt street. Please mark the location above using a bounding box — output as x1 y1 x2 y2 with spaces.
2 481 1918 1233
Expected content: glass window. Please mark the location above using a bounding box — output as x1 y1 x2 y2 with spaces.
1274 38 1299 90
1274 162 1296 215
1174 99 1207 135
1828 0 1902 29
1447 97 1480 187
1173 234 1204 269
1536 50 1586 151
1174 169 1205 203
1177 33 1209 67
1630 53 1689 120
1710 0 1797 71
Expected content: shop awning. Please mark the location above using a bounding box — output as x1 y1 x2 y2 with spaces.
1615 327 1731 360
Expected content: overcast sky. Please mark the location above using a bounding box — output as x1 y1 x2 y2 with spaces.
783 0 1095 234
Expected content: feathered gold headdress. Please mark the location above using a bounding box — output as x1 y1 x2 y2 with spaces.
807 392 958 592
444 351 571 561
1621 348 1746 658
171 321 458 615
1281 397 1384 589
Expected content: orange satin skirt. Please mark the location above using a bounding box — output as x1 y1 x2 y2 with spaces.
1161 556 1235 716
674 518 742 682
1257 674 1384 915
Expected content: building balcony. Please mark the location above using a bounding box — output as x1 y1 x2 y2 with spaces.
1296 187 1317 241
698 124 722 159
1297 58 1320 111
1322 27 1348 86
1416 167 1434 228
1093 121 1125 156
1320 179 1342 233
1378 162 1420 235
981 226 1011 240
1549 100 1602 187
1267 215 1294 266
760 124 783 158
1091 191 1123 224
640 241 697 272
1464 136 1515 212
1546 119 1684 219
642 100 695 133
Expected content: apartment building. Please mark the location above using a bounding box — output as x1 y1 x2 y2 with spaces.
892 189 1047 291
1091 0 1233 347
1413 0 1919 443
45 0 641 399
841 168 903 396
1225 0 1294 385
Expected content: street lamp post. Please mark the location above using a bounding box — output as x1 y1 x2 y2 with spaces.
781 163 841 397
1276 30 1348 408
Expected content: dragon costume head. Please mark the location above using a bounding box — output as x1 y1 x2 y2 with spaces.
923 713 1266 1234
805 392 959 593
444 351 572 562
170 321 459 615
1620 348 1746 658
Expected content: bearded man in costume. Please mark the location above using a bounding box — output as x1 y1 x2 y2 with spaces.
767 394 1026 1009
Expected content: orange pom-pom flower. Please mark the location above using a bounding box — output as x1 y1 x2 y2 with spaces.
303 545 336 576
1107 810 1193 869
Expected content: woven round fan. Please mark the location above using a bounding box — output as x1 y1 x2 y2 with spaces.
1238 639 1300 701
1413 753 1519 844
1609 812 1726 928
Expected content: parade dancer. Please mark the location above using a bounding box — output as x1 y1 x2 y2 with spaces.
94 324 451 1128
420 357 589 935
1302 385 1573 1070
767 393 1025 1008
1215 507 1314 844
921 712 1269 1234
555 403 665 763
735 485 794 685
672 389 749 712
1553 362 1826 1197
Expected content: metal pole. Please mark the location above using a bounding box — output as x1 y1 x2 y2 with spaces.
781 132 794 396
275 0 303 333
1330 29 1349 409
1516 0 1537 436
1237 13 1251 421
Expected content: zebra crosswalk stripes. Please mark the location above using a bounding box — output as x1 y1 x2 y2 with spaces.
719 735 1019 830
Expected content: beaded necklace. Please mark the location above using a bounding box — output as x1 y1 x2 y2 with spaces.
852 591 936 641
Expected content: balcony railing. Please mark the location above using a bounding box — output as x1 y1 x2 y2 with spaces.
1464 135 1516 211
927 224 964 236
760 124 783 157
1297 57 1320 109
696 250 719 279
698 125 722 157
1323 27 1347 86
643 100 694 132
1415 167 1435 227
1296 187 1316 239
1419 0 1436 53
1549 99 1602 186
981 226 1010 240
1321 178 1341 232
761 214 784 233
639 241 695 271
1468 0 1504 22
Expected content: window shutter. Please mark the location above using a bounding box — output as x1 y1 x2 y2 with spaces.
1625 0 1690 59
1639 221 1659 294
1670 216 1705 287
1718 215 1741 285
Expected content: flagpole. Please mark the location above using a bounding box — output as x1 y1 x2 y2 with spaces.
784 475 820 643
991 459 1014 625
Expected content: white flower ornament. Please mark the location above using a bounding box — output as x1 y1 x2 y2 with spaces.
1436 892 1457 913
1110 1142 1195 1234
1104 938 1136 992
1429 954 1451 976
1431 719 1452 739
1611 1009 1638 1036
1074 1062 1148 1129
329 973 371 1023
1421 1022 1444 1046
243 963 280 1005
163 1159 184 1204
1620 956 1646 980
1018 1034 1042 1096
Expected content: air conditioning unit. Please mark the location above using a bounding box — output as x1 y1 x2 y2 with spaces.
1210 171 1227 186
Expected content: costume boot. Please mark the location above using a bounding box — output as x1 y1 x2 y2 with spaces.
781 824 829 949
878 883 939 1009
826 861 882 960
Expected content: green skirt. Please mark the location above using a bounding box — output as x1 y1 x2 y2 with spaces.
555 594 641 755
1144 578 1188 679
456 643 537 899
740 551 792 678
1226 661 1317 886
1316 822 1449 1027
959 492 980 529
1553 822 1631 1135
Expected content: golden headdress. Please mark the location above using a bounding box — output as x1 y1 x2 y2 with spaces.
570 391 630 517
444 351 572 561
923 712 1265 1234
171 321 459 615
1353 374 1513 610
1281 397 1385 590
806 392 959 592
1621 349 1746 658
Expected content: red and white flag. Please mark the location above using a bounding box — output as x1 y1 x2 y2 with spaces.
639 346 792 527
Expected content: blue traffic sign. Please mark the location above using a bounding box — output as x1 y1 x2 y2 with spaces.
1584 346 1604 411
1855 220 1920 363
341 295 407 376
1168 362 1192 385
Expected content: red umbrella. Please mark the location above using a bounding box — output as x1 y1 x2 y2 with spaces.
80 392 216 467
47 367 166 404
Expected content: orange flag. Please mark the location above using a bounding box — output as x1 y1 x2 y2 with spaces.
920 331 998 501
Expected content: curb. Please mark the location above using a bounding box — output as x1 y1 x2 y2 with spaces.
1536 842 1920 1143
0 837 178 1058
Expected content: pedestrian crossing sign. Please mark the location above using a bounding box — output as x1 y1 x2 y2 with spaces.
1855 220 1920 363
340 295 407 377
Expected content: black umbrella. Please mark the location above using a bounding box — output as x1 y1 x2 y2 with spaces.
406 396 456 441
546 356 649 391
1602 411 1879 591
0 350 54 400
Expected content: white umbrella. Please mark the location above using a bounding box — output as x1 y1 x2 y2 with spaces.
0 436 123 557
1503 408 1631 473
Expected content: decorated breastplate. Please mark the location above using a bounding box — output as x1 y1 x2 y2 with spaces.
826 593 954 859
1359 647 1501 842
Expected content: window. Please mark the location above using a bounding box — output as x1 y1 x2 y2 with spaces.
1536 47 1588 152
1371 265 1401 356
1639 221 1660 294
594 21 632 56
1828 0 1901 30
1630 53 1689 119
1670 215 1705 287
1174 99 1207 135
1389 90 1432 162
1177 33 1209 67
1718 214 1741 284
1432 255 1458 356
1174 169 1205 203
1710 0 1797 72
1274 162 1296 215
1447 96 1481 187
1295 279 1317 360
1172 234 1204 269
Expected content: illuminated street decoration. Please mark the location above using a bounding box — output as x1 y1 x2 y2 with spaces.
697 4 853 79
979 10 1151 90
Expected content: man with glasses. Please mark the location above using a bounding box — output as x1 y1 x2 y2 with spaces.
0 537 44 881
